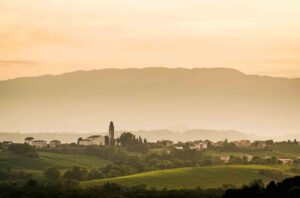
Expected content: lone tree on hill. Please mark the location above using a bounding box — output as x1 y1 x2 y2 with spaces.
25 137 34 144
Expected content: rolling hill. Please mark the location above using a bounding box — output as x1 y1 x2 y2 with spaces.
0 67 299 138
0 151 111 172
81 165 291 189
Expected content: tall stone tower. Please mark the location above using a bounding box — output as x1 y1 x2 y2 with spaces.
108 121 114 145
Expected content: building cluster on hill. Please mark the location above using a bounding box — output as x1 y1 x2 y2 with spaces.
0 122 115 150
30 140 61 148
77 121 115 146
1 122 300 167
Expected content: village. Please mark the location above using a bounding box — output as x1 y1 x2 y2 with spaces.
1 121 299 166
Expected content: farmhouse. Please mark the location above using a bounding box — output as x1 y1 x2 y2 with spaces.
278 158 293 165
31 140 47 148
87 135 105 145
220 156 230 163
79 139 92 146
79 135 105 146
49 140 61 148
190 142 208 150
174 146 184 150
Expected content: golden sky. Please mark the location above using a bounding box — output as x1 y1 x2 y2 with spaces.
1 0 300 80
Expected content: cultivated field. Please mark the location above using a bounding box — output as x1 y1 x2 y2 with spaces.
81 165 292 189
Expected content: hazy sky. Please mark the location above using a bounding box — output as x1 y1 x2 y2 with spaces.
1 0 300 80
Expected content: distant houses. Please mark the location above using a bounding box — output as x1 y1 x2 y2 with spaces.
190 141 208 150
31 140 47 148
220 156 231 163
174 146 184 150
173 140 208 151
278 158 294 165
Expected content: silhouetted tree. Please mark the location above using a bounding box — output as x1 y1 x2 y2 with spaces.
25 137 34 144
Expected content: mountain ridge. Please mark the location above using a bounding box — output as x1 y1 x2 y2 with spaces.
2 67 300 83
0 67 299 136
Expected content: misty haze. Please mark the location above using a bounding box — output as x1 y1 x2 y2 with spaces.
0 68 299 138
1 1 300 198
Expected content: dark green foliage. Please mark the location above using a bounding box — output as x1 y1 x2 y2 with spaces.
258 170 285 181
87 169 104 180
0 168 31 181
8 143 39 158
125 144 149 153
118 132 139 146
44 167 61 180
63 166 88 181
224 176 300 198
0 180 223 198
85 146 127 161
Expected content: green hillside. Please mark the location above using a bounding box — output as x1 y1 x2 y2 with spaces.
82 165 291 189
0 151 111 171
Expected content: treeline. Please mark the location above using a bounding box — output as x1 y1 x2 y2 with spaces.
2 168 300 197
3 176 300 198
7 143 39 158
50 149 220 181
0 168 32 181
0 180 223 198
224 176 300 198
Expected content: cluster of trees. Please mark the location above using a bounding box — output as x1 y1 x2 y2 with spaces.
0 168 32 181
44 166 104 181
224 176 300 198
117 132 147 146
43 148 221 182
2 174 300 198
7 143 39 158
99 149 223 179
0 179 224 198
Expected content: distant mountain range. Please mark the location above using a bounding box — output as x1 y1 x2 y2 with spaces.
0 67 299 137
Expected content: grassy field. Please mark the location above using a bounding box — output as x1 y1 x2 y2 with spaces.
0 151 111 179
81 165 292 189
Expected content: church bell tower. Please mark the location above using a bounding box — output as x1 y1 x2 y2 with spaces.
108 121 114 145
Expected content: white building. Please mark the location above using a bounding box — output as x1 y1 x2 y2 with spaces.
79 139 92 146
174 146 184 150
31 140 47 148
79 135 105 146
220 156 230 163
278 158 293 165
190 142 208 150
